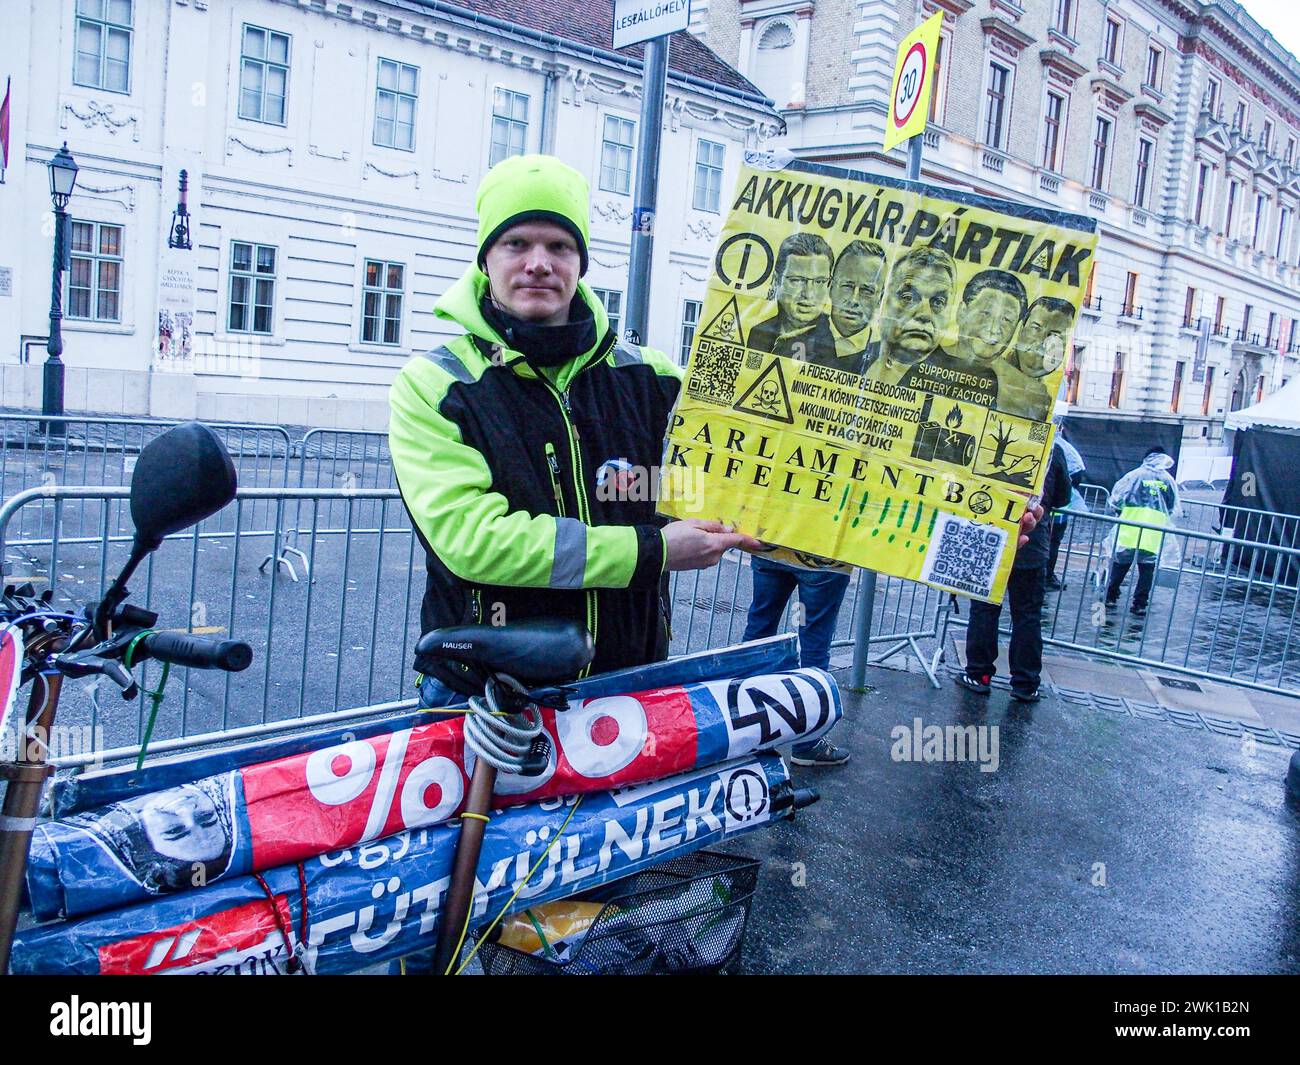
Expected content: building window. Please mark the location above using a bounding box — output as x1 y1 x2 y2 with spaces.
1287 137 1296 163
488 88 529 167
1262 119 1273 153
1267 311 1278 347
693 140 725 214
1183 286 1197 328
1277 206 1292 260
1256 374 1266 402
1133 137 1153 207
1065 343 1083 404
1122 271 1138 317
1225 179 1240 238
1052 0 1074 35
228 241 276 335
1102 17 1122 65
1082 264 1096 308
1214 295 1226 334
1233 100 1247 131
1144 45 1162 91
374 59 418 151
983 62 1010 150
929 32 948 124
1252 193 1268 250
1205 76 1220 115
74 0 132 94
1090 115 1112 190
680 299 702 365
1192 162 1210 225
1201 368 1215 416
1171 362 1185 412
239 24 290 125
361 260 404 345
594 288 622 338
599 115 635 195
67 220 123 322
1241 303 1253 340
1041 91 1065 171
1109 352 1124 408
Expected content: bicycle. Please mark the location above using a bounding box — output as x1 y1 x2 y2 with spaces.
0 421 254 973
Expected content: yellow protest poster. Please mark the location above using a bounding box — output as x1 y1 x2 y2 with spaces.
660 154 1099 602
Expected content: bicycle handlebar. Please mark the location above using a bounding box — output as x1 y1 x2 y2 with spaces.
137 631 253 672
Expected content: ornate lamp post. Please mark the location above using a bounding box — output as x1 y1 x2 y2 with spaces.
44 143 79 436
168 169 193 250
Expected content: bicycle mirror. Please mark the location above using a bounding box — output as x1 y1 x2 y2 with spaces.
130 421 238 551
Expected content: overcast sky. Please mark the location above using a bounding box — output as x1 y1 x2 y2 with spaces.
1241 0 1300 59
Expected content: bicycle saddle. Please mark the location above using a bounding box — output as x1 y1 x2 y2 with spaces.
416 619 594 686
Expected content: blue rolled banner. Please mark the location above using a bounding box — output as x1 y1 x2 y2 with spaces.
27 669 838 921
11 754 794 975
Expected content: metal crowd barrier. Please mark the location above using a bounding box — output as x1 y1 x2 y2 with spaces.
0 485 422 759
949 505 1300 697
0 481 956 763
262 429 398 581
0 415 294 556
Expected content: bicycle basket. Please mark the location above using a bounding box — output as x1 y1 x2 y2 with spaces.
476 849 760 975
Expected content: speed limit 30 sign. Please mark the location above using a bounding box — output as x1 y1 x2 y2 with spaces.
884 11 943 153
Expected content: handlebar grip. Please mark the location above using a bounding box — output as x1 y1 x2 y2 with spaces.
141 631 253 672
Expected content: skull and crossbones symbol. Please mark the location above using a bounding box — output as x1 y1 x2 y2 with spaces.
754 378 781 413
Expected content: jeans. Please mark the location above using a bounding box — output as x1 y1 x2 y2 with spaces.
965 562 1046 696
418 674 469 710
1106 548 1157 610
743 556 851 753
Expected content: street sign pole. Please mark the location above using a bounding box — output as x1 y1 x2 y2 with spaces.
908 133 922 181
625 35 668 346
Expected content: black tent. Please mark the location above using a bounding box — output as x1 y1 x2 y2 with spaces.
1060 414 1184 492
1221 383 1300 584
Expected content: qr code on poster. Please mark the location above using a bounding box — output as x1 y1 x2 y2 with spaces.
920 514 1009 599
686 342 743 404
1028 422 1050 444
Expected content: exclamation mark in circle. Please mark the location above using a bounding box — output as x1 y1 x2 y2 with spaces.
737 241 753 283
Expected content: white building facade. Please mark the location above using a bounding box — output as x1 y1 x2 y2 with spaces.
695 0 1300 441
0 0 779 427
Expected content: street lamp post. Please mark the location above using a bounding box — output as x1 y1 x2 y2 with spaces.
44 143 79 436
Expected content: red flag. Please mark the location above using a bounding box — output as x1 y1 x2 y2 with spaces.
0 77 10 170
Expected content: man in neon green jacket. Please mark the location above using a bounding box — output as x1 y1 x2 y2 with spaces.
389 154 759 706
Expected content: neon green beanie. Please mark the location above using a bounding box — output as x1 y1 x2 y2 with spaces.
475 154 591 275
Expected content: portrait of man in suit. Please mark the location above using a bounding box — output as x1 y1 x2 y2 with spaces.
826 239 887 375
749 232 838 364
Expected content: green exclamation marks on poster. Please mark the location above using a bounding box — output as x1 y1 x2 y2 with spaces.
833 483 851 521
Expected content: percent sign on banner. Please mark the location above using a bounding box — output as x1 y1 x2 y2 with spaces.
884 11 943 154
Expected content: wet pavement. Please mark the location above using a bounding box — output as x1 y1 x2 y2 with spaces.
729 663 1300 974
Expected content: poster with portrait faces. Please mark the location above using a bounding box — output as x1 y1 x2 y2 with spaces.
660 153 1098 602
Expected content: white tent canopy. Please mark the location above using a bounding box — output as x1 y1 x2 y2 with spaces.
1224 377 1300 431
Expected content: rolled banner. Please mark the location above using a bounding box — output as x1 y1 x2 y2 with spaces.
27 669 839 920
11 753 795 975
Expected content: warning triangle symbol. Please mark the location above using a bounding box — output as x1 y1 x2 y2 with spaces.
700 295 746 347
733 359 794 424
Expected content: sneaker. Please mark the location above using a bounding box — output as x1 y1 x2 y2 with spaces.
1131 604 1148 618
1046 575 1066 591
1010 687 1041 703
955 672 992 695
790 738 850 766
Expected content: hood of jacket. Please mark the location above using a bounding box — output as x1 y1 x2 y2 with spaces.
433 264 612 391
